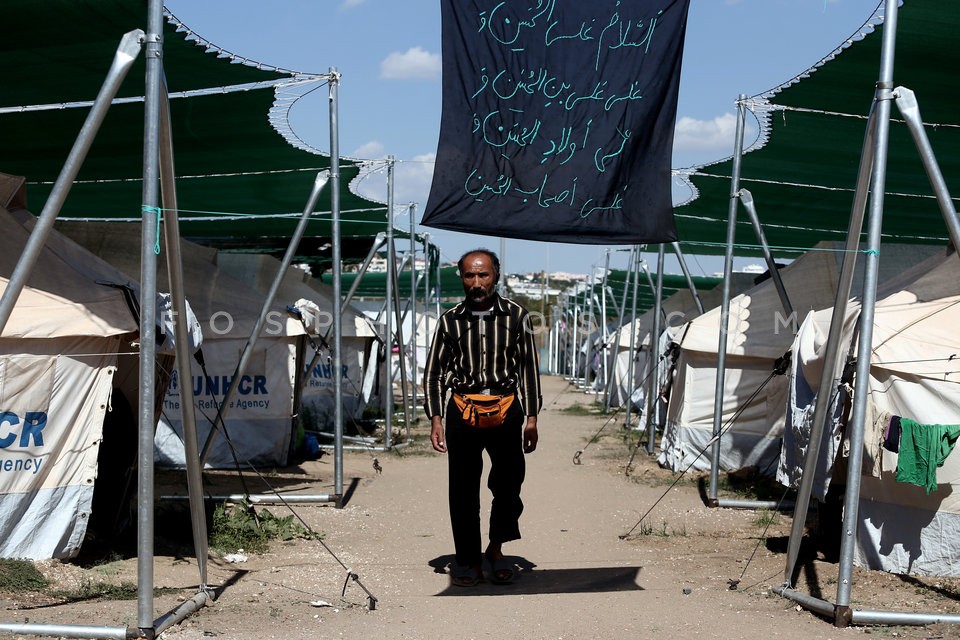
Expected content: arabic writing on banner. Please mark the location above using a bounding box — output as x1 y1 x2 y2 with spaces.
422 0 690 244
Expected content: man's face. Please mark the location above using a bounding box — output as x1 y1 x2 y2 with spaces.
460 253 498 308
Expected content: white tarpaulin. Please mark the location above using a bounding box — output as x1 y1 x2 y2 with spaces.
779 249 960 576
0 203 138 559
658 243 936 476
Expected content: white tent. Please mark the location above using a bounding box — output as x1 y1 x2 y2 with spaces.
56 222 332 469
658 243 936 476
600 274 756 415
0 205 139 559
780 248 960 576
216 253 380 432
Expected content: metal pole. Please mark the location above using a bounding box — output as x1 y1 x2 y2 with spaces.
781 110 877 586
672 242 704 315
582 267 597 390
645 244 665 454
604 249 633 412
835 0 898 615
708 95 747 505
739 189 794 319
0 31 142 334
409 203 419 422
624 249 641 428
596 251 611 402
138 2 164 631
894 87 960 251
329 68 345 504
390 244 412 438
383 156 395 449
158 84 209 588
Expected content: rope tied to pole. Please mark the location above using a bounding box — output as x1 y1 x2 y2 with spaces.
141 204 163 254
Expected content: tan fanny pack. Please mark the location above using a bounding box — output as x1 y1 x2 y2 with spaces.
452 392 515 428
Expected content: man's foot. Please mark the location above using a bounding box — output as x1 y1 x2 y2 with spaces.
484 548 515 585
451 564 483 587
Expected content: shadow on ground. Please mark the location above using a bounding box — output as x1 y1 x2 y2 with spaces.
428 554 643 596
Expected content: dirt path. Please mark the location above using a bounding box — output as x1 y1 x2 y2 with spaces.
6 375 959 639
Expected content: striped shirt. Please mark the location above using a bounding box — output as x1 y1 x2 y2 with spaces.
423 294 542 418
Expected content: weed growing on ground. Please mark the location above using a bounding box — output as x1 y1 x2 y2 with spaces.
753 509 781 528
0 559 48 592
209 499 315 555
561 403 605 416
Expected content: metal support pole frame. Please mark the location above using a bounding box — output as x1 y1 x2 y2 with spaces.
738 188 794 319
777 0 960 628
707 94 747 505
328 67 346 504
409 203 419 422
138 5 164 631
671 242 704 315
582 266 597 391
604 248 634 412
596 251 612 402
623 249 641 428
383 156 396 449
645 244 665 453
158 84 210 590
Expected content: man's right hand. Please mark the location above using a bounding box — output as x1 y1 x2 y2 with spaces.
430 416 446 453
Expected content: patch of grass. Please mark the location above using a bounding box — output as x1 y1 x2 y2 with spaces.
0 559 48 592
560 402 604 416
209 499 316 555
638 520 687 537
752 509 781 528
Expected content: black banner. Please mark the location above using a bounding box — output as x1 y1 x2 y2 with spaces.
422 0 690 244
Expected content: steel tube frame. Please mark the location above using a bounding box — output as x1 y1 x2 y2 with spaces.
777 1 960 629
604 248 634 411
645 244 665 453
623 249 641 428
707 95 747 505
408 203 419 422
582 267 597 391
383 156 396 449
158 84 210 589
137 5 164 630
328 68 345 503
671 242 704 315
738 188 794 318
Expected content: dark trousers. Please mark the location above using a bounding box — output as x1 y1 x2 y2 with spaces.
445 398 526 567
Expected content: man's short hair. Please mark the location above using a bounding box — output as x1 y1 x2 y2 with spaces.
457 248 501 282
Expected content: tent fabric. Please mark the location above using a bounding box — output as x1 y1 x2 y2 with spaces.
1 1 388 266
0 207 138 339
778 249 960 575
658 242 937 475
54 221 320 468
672 0 960 258
0 205 142 559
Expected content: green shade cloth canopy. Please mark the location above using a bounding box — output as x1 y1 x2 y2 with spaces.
1 0 388 266
673 0 959 258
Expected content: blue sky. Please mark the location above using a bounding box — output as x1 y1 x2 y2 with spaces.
163 0 884 277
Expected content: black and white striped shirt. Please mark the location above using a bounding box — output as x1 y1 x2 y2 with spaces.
423 294 542 418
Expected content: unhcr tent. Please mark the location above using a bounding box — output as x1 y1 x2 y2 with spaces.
780 248 960 576
216 253 381 431
0 204 140 559
601 274 752 412
56 221 330 469
658 243 936 475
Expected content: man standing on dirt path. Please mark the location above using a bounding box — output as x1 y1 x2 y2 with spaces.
423 248 542 588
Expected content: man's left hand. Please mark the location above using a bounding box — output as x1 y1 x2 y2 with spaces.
523 418 538 453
